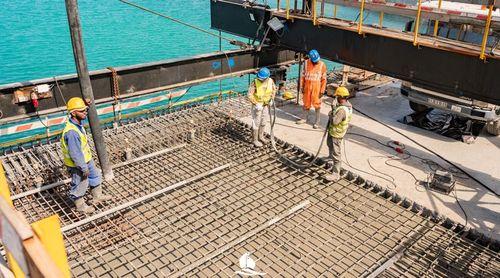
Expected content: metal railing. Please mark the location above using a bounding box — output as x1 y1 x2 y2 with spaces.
276 0 498 60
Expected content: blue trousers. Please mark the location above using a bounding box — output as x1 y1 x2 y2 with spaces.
68 160 102 201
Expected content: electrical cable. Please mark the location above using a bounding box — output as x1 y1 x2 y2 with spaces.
119 0 236 44
341 138 397 186
367 155 397 189
351 106 499 197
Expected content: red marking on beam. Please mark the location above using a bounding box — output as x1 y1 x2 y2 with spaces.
101 107 114 114
16 124 33 132
48 118 64 126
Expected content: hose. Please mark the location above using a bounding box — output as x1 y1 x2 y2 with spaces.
352 106 499 197
267 100 329 169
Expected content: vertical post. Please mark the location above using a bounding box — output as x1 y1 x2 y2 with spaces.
480 5 493 60
321 0 325 17
358 0 365 34
286 0 290 19
294 0 297 11
433 0 442 36
296 53 302 105
334 5 337 18
341 65 350 86
277 0 281 10
219 31 222 93
313 0 317 25
413 0 423 46
65 0 113 181
379 12 384 28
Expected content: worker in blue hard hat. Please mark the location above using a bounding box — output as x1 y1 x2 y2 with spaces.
324 86 353 182
248 67 277 147
296 49 327 129
60 97 112 214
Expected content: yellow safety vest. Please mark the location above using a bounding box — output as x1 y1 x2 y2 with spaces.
60 119 92 167
329 105 352 138
253 78 274 105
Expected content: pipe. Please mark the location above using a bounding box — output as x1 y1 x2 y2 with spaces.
65 0 114 180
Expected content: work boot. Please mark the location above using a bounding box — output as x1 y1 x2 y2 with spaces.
91 186 113 204
253 129 263 147
296 109 309 124
313 108 321 129
258 127 268 144
74 198 95 214
324 172 340 182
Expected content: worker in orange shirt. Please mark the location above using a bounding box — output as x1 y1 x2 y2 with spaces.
296 49 327 129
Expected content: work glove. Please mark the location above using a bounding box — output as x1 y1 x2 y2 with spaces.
255 103 263 111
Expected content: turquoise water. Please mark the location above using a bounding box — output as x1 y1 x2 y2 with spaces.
0 0 412 148
0 1 410 91
0 0 251 95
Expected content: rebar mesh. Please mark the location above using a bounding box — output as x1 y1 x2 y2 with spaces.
3 97 499 277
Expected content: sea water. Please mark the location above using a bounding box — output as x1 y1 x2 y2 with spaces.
0 0 411 148
0 0 410 93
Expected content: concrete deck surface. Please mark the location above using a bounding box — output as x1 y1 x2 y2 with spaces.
242 81 500 240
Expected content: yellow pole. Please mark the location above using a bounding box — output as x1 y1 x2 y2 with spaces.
286 0 290 19
379 12 384 28
413 0 423 46
358 0 365 34
334 5 337 18
433 0 442 36
313 0 317 25
480 5 494 60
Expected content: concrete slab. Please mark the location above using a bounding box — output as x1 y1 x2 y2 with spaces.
241 81 500 240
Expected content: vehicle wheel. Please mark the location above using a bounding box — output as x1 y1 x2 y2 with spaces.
486 120 500 136
409 101 428 113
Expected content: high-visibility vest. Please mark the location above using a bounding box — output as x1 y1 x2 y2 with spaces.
61 119 92 167
253 78 274 105
303 60 326 82
329 105 353 138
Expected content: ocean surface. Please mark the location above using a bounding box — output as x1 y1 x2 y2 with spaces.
0 0 411 96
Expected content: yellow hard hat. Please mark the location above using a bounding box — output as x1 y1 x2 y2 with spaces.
334 86 349 97
67 97 87 112
283 91 295 100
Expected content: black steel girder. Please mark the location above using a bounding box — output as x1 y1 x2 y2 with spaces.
210 0 500 106
0 48 296 120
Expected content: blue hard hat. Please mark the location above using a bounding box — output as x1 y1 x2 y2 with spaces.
308 49 320 63
257 67 270 80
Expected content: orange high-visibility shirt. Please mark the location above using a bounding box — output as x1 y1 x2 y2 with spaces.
300 60 327 109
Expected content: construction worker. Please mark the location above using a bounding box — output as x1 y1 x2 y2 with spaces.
248 67 277 147
61 97 112 214
325 86 353 182
296 49 327 129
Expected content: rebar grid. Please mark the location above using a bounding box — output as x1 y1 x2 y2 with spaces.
1 98 251 194
4 100 499 277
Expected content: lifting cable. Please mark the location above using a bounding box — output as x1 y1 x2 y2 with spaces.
119 0 235 44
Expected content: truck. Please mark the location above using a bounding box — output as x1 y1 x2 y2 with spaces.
401 1 500 135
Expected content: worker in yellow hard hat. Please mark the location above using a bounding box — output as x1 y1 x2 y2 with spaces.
325 86 353 182
60 97 112 214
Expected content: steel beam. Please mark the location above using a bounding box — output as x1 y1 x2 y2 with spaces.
0 48 296 120
211 0 500 106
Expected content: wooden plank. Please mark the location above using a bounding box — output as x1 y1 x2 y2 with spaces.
23 237 65 278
